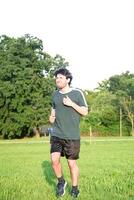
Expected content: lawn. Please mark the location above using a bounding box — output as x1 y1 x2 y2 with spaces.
0 137 134 200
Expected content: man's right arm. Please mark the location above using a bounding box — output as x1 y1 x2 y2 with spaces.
49 108 56 123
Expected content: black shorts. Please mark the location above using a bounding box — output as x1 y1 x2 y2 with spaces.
50 136 80 160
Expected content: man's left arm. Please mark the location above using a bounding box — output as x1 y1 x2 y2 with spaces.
63 96 88 116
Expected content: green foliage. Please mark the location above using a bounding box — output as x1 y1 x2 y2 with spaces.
0 34 68 138
107 72 134 135
82 90 121 136
0 34 134 138
83 71 134 136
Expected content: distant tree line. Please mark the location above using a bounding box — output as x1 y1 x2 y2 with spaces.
81 71 134 137
0 34 134 139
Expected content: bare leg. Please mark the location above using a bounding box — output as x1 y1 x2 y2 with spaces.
51 152 67 197
51 152 62 178
67 159 79 186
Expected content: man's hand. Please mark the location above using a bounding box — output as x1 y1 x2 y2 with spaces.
63 96 88 116
63 96 74 107
49 115 56 123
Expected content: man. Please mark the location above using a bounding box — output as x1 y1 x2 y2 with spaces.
49 68 88 198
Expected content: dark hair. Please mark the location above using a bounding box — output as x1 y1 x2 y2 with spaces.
54 68 73 85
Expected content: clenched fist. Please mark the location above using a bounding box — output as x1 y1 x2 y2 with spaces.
63 96 74 107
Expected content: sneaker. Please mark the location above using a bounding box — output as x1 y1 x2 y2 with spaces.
56 180 67 197
71 189 80 198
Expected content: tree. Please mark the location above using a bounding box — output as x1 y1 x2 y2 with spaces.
90 91 118 135
0 34 68 139
98 71 134 136
80 90 119 136
122 96 134 136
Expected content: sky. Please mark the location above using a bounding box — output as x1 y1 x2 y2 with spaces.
0 0 134 90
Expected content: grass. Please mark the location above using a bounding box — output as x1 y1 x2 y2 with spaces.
0 137 134 200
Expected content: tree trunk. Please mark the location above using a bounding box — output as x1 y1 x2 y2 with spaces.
130 116 134 136
34 127 40 138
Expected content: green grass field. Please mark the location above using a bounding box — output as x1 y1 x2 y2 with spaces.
0 137 134 200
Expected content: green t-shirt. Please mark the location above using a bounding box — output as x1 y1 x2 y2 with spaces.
52 88 88 140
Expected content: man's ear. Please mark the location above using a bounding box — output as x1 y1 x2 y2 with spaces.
67 78 70 83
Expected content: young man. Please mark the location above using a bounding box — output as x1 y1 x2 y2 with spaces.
49 68 88 198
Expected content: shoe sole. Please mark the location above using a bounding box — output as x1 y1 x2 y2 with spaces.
61 181 67 196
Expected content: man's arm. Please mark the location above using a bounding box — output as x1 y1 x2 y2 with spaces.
71 104 88 116
63 96 88 116
49 108 56 123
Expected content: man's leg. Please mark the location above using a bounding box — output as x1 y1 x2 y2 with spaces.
67 159 79 186
51 152 67 196
67 159 80 197
51 152 62 178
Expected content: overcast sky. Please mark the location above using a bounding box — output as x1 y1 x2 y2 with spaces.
1 0 134 90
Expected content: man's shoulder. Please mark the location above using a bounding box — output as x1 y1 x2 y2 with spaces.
71 87 87 106
71 87 84 95
52 90 59 96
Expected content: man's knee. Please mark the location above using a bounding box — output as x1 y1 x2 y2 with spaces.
51 152 60 166
68 160 77 168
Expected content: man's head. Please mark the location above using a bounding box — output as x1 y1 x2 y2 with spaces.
54 68 73 89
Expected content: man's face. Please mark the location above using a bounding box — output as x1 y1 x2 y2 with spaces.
55 74 69 89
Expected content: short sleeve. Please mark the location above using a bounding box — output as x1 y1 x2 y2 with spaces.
78 90 88 107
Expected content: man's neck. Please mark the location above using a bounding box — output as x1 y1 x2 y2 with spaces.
59 85 72 94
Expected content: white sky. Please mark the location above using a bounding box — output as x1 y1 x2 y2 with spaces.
1 0 134 90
